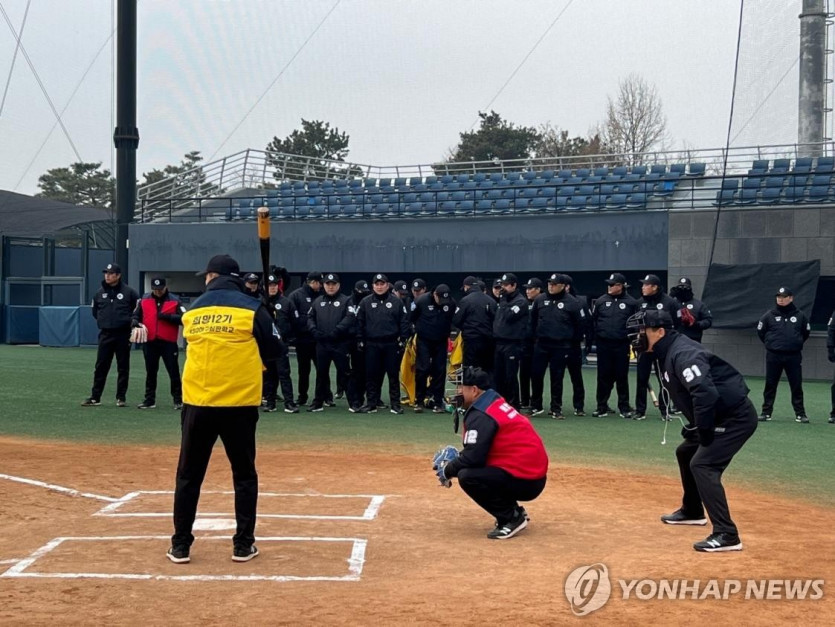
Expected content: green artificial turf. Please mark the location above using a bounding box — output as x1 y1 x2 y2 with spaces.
1 345 832 505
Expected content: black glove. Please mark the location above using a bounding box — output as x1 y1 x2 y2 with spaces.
698 428 714 447
829 349 835 363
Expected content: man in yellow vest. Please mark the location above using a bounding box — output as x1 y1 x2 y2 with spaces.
167 254 283 565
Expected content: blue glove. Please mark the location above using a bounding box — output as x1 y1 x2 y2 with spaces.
435 464 451 488
432 445 458 488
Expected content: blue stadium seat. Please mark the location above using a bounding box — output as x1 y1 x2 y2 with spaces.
349 183 366 195
292 181 306 191
541 186 557 198
456 200 475 215
461 179 478 190
428 181 443 191
515 198 532 212
522 170 537 181
670 163 686 176
521 187 538 199
477 179 496 190
585 176 603 184
378 178 391 188
687 163 706 176
385 193 400 205
380 183 395 194
496 179 513 188
225 207 234 221
593 167 609 177
631 165 648 176
557 169 572 179
280 197 295 209
266 188 279 198
600 184 616 196
238 199 251 210
393 177 408 188
419 201 437 215
564 196 585 210
742 177 763 190
540 169 555 180
578 185 595 196
476 199 493 213
440 175 454 185
363 178 376 188
815 156 835 173
320 184 335 196
420 192 436 203
500 188 515 200
279 182 293 194
623 173 640 182
438 200 457 215
650 164 666 175
627 192 647 208
489 173 504 183
793 157 813 174
369 193 384 204
412 183 428 192
454 174 469 184
607 193 628 209
760 187 781 204
749 159 769 175
493 198 511 214
504 172 522 182
424 175 438 185
473 173 487 184
266 197 279 208
404 202 422 216
771 158 791 173
811 174 832 187
612 166 628 177
445 181 461 191
555 196 568 211
715 189 736 206
451 190 468 202
484 189 502 201
781 187 803 203
334 179 348 190
764 174 786 188
738 187 759 204
557 186 575 198
294 195 310 206
369 203 388 218
806 185 831 202
575 168 591 179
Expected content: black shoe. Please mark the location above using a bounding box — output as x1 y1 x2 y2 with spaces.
296 397 308 407
376 400 386 409
693 532 742 552
432 406 447 414
574 409 586 417
324 399 336 407
261 403 277 413
81 397 101 407
549 410 565 420
166 545 190 564
795 414 810 424
284 403 300 414
358 405 377 414
758 413 771 422
527 408 544 416
390 406 404 415
516 505 530 522
592 408 611 417
487 511 528 540
829 416 835 424
173 401 183 411
335 391 344 400
414 406 424 414
660 508 707 526
348 405 362 413
631 412 646 421
137 401 156 409
308 403 324 412
116 399 127 407
232 545 259 562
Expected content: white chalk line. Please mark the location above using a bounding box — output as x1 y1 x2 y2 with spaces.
1 536 367 582
0 473 118 502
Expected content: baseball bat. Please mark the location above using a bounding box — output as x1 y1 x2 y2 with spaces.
257 206 271 291
647 381 660 407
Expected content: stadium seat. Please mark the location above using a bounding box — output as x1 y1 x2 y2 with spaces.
320 184 335 196
424 175 438 185
568 196 588 210
445 181 461 191
419 201 437 215
404 202 422 216
555 196 568 211
334 179 348 190
742 177 763 190
504 172 522 182
781 187 803 203
585 176 603 184
477 179 496 190
578 185 595 196
806 185 831 202
438 200 457 215
600 184 616 196
575 168 591 179
749 159 769 175
266 188 279 198
687 162 706 176
488 173 503 183
623 173 640 182
393 177 408 188
650 164 666 175
815 156 835 173
557 186 575 198
522 170 537 181
521 187 538 199
461 179 478 190
493 198 511 214
515 198 532 212
793 157 813 174
772 158 791 173
612 166 628 177
368 193 384 205
715 189 736 206
607 193 628 209
452 174 467 185
627 192 647 208
811 174 832 187
440 175 454 185
476 199 493 213
540 169 555 180
412 183 428 192
541 186 557 198
279 182 293 195
451 191 468 202
473 173 487 183
631 165 648 176
428 181 443 191
670 163 686 176
738 187 759 204
484 189 502 201
557 169 572 179
456 200 475 215
528 197 549 212
280 197 295 209
764 175 786 189
760 187 781 204
593 167 609 177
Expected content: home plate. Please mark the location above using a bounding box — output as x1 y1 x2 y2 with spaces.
193 519 236 530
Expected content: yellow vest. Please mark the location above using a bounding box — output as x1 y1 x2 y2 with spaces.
182 289 263 407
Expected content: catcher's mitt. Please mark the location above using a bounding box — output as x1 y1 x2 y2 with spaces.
679 306 695 327
432 445 458 488
130 324 148 344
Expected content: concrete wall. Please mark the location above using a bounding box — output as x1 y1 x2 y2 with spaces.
669 205 835 381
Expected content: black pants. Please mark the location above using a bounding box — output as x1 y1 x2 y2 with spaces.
314 341 350 404
142 339 182 404
762 350 805 415
462 335 494 374
415 337 447 406
263 345 294 407
635 352 666 415
530 342 569 412
519 341 534 406
365 340 402 408
294 342 317 403
675 400 758 535
172 405 259 549
596 340 631 413
347 344 366 409
91 328 132 401
457 466 547 525
566 345 585 412
493 341 522 409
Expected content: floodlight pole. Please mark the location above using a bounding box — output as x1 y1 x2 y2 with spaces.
113 0 138 278
798 0 827 157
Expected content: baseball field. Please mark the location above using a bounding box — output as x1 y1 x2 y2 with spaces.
0 344 833 625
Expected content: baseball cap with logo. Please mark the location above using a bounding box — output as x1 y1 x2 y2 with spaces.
412 278 427 290
524 277 544 289
500 272 518 285
324 273 340 283
267 274 280 285
547 273 566 284
678 277 692 287
243 272 259 283
776 286 793 297
103 263 122 274
434 283 453 305
306 271 323 283
355 280 370 292
640 274 661 286
373 273 388 284
492 278 503 288
605 272 627 286
394 280 409 292
151 277 166 289
196 254 240 277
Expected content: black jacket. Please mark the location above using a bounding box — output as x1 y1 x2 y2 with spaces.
267 292 296 341
674 295 713 342
493 288 529 341
287 284 320 344
637 291 681 329
92 280 139 330
452 290 497 340
652 331 751 439
411 293 455 342
308 291 354 343
757 303 810 352
530 290 584 346
357 290 411 342
592 292 639 343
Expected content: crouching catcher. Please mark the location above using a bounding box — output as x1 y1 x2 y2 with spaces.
433 366 549 539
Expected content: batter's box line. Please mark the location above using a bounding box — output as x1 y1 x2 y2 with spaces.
0 536 367 582
94 491 389 521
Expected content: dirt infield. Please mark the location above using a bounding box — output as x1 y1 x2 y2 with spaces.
0 437 832 625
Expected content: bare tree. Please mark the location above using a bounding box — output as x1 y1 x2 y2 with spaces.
601 74 669 165
534 122 614 169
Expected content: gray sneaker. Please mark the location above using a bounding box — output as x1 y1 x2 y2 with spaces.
232 545 259 562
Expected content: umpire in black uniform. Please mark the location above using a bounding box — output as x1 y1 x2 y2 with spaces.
756 286 811 423
591 272 637 417
262 275 299 414
492 273 529 410
562 274 590 416
356 273 411 414
827 311 835 424
519 278 543 409
82 263 140 407
633 274 680 420
287 271 322 406
629 310 757 553
453 277 497 373
347 280 371 412
669 277 713 343
411 283 456 412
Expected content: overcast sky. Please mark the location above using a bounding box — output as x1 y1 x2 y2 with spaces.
0 0 803 196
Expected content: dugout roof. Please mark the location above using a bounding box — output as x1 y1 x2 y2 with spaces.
0 190 113 237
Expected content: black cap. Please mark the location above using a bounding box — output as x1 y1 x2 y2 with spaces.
605 272 627 286
677 277 692 288
643 310 673 329
394 280 409 292
562 273 574 285
462 366 491 389
103 262 122 274
492 278 503 288
500 272 518 285
776 286 793 297
243 272 259 283
323 272 340 283
372 273 388 284
267 274 280 285
462 275 478 289
196 254 240 277
547 273 567 284
412 278 427 290
640 274 661 286
524 277 544 289
306 271 323 283
150 277 166 289
434 283 452 305
355 280 370 292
